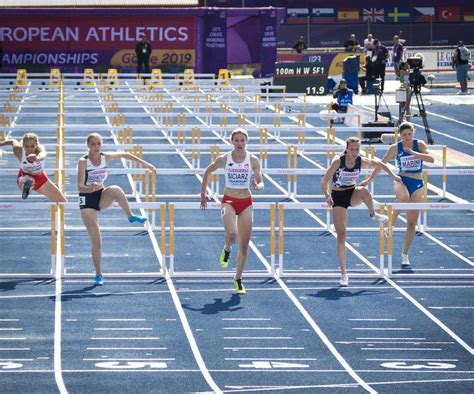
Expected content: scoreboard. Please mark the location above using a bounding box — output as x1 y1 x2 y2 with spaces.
273 61 329 95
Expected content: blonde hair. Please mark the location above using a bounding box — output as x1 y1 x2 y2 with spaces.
343 136 360 154
22 132 39 145
230 128 248 141
86 133 103 145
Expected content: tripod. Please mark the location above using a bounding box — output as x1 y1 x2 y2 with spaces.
399 84 434 145
374 84 392 122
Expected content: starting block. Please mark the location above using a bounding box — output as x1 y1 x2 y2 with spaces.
83 69 95 86
16 69 28 86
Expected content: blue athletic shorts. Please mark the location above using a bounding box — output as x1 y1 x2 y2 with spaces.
401 175 423 196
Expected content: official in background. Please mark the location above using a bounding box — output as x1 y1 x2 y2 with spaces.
135 34 152 74
344 34 360 53
452 41 471 95
331 79 353 113
372 39 389 91
292 36 308 54
392 35 405 78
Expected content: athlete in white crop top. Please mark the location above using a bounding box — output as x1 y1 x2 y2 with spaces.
0 133 67 202
77 133 156 285
200 128 264 295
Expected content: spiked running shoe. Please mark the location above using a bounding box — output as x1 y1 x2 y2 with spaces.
95 275 104 285
401 254 411 268
22 179 33 200
219 247 231 269
128 215 147 224
233 278 246 295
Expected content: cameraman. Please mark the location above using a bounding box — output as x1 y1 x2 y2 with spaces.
331 79 353 113
452 41 471 95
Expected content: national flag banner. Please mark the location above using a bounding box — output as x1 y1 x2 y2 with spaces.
464 10 474 22
337 9 360 23
363 8 385 23
312 8 336 23
438 7 460 22
286 8 309 24
414 7 435 22
387 7 410 23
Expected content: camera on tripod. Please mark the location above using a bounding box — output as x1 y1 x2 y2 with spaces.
407 56 427 91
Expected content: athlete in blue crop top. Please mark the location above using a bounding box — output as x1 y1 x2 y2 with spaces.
321 137 401 287
370 123 434 268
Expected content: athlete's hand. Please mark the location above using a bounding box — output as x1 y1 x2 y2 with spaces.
91 182 104 192
326 196 334 207
393 175 402 183
200 193 209 210
252 179 264 191
26 153 37 163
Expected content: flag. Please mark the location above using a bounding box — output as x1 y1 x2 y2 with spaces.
414 7 435 22
312 8 336 23
337 9 359 23
438 7 460 22
464 10 474 22
286 8 309 24
363 8 385 23
387 7 410 23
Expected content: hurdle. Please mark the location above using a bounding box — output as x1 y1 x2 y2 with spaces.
49 69 62 87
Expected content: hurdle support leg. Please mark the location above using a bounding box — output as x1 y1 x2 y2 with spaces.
169 203 175 276
270 203 276 275
278 204 284 276
387 205 393 278
379 205 385 277
160 203 167 271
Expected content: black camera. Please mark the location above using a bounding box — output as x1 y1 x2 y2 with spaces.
407 57 426 91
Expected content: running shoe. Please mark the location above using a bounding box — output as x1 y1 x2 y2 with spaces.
219 247 231 269
370 212 389 223
22 179 33 200
95 275 104 285
401 254 411 268
128 215 147 224
340 274 349 287
233 278 246 295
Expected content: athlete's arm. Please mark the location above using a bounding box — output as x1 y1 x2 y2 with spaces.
200 155 226 209
77 159 102 193
408 141 435 163
368 144 397 179
360 156 401 185
0 139 22 160
34 144 47 161
320 157 340 206
251 155 264 191
105 152 156 171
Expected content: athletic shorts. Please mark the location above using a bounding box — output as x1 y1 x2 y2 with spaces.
222 194 253 216
79 189 103 211
456 64 468 83
331 188 355 209
401 175 423 196
17 170 49 191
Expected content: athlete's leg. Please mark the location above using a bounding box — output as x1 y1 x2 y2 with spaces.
403 187 423 255
333 207 348 275
350 186 376 216
37 180 67 202
99 185 133 216
392 180 410 226
235 206 253 280
80 209 102 275
221 203 238 251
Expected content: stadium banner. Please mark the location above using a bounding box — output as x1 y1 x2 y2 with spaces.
202 9 227 74
259 8 279 77
0 14 196 72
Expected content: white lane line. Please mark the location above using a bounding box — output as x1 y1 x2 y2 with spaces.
0 319 19 322
83 358 175 361
223 327 281 330
429 306 474 309
0 358 34 361
352 328 411 331
348 319 396 321
425 109 474 129
223 347 304 350
337 341 454 344
362 348 442 351
366 358 458 361
89 337 161 340
96 319 146 322
87 347 167 350
93 328 153 331
0 348 30 351
225 358 318 361
385 278 474 355
422 232 474 266
367 378 474 386
0 338 26 340
223 337 293 340
222 318 271 321
223 383 359 392
357 337 426 340
0 328 23 331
